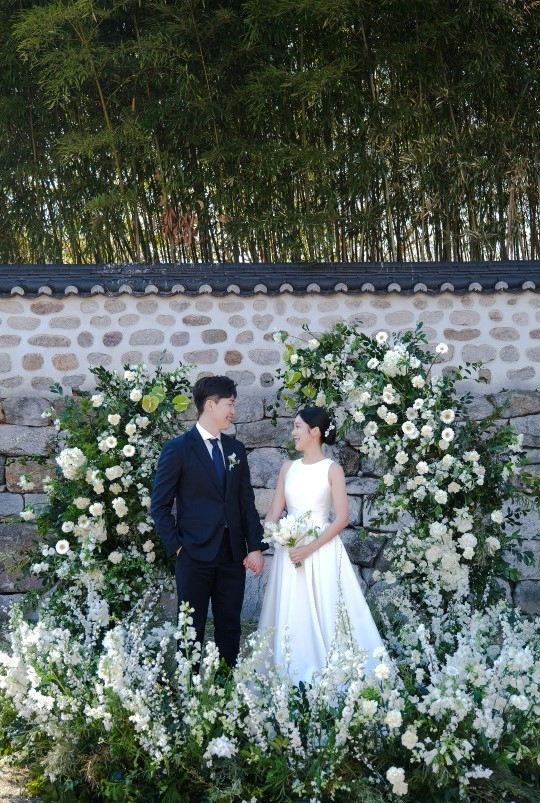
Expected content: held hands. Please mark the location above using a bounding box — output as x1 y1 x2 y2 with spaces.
243 550 264 577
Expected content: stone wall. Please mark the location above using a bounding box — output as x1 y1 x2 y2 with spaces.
1 388 539 618
1 290 540 395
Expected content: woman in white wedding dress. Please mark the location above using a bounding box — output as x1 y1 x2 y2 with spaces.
258 406 383 685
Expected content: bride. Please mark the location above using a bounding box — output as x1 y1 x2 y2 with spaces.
257 406 384 684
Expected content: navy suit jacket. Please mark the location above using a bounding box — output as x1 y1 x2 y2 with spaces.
151 426 265 561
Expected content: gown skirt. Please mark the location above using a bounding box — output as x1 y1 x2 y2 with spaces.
258 458 384 685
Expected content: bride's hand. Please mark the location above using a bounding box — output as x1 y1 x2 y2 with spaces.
289 544 313 565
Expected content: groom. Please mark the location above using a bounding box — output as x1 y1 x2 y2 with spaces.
151 375 265 666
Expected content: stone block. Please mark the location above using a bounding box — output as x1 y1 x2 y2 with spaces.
129 329 165 346
184 349 218 364
23 493 48 510
509 414 540 447
254 488 274 517
340 528 383 566
236 419 291 449
5 458 55 492
234 395 264 423
240 555 272 620
0 522 39 592
346 477 380 495
347 495 362 526
443 328 480 342
248 447 288 487
338 445 361 476
507 367 535 381
465 395 494 420
507 540 540 580
493 391 540 418
225 370 256 386
0 494 23 516
2 397 51 426
0 424 54 456
362 502 399 531
514 580 540 615
224 350 243 365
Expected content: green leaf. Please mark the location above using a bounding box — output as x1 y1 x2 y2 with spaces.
284 370 301 388
300 384 316 399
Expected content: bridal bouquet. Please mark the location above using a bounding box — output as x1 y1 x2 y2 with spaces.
263 511 321 567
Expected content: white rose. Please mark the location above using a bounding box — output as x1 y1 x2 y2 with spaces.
395 451 408 465
462 546 475 559
385 412 398 425
486 536 501 553
416 461 428 475
448 481 461 493
383 473 395 486
20 509 36 521
373 663 390 680
362 699 378 716
367 357 379 369
402 421 418 438
116 523 129 535
91 394 104 407
89 502 104 517
130 389 143 402
108 414 121 426
125 423 137 436
364 421 378 436
420 424 433 438
108 551 123 564
74 497 90 509
353 409 365 423
402 560 415 573
464 450 480 462
434 489 448 504
289 353 298 365
308 339 319 350
412 376 425 388
490 510 504 524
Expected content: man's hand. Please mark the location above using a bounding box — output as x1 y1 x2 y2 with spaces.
243 550 264 577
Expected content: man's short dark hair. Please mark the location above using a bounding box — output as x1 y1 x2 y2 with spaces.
193 375 237 415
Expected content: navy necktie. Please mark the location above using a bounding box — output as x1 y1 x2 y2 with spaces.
210 438 226 492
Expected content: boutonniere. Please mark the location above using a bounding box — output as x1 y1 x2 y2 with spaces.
228 453 240 470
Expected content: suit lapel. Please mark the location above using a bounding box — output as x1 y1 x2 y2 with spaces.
187 426 223 496
221 436 237 498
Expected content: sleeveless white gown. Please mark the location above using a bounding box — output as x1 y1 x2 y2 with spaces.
258 458 384 685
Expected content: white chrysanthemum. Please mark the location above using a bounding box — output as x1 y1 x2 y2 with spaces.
416 461 428 475
362 699 378 716
105 436 118 449
420 424 433 438
375 331 388 344
124 370 136 381
20 509 36 521
402 560 415 573
105 465 123 480
74 497 90 509
441 427 455 442
55 539 70 555
463 449 480 462
308 338 319 350
401 730 418 749
122 444 136 457
364 421 378 436
89 502 104 517
353 409 365 423
385 412 398 425
440 409 455 423
373 663 390 680
448 481 461 493
412 375 425 388
402 421 418 438
366 357 379 369
130 389 143 402
395 451 408 465
435 342 449 354
108 551 123 564
116 523 129 535
61 521 74 533
136 416 150 428
383 473 395 486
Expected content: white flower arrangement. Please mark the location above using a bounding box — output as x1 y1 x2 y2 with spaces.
263 512 321 567
227 452 240 470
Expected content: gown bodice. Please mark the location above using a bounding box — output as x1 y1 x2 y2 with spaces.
285 458 333 527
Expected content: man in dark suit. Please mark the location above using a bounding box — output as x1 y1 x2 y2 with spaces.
151 375 265 666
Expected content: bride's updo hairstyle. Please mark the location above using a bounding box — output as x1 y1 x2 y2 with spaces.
298 406 337 446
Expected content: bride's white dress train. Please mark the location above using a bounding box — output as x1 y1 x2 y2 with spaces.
258 458 384 685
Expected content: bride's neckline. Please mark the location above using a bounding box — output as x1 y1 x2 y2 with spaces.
300 457 329 466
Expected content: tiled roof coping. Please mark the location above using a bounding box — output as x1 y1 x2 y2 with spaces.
1 261 539 296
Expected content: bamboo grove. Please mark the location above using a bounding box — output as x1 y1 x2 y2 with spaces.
1 0 539 265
